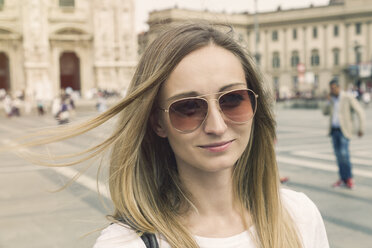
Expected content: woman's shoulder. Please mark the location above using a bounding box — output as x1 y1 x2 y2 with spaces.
280 188 329 248
280 188 320 221
93 223 145 248
280 188 315 208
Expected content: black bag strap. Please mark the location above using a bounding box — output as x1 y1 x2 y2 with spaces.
140 232 159 248
116 218 159 248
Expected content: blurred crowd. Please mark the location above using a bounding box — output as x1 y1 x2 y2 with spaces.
274 84 371 108
0 87 127 124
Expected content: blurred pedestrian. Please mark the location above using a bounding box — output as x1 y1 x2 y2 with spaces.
51 95 61 118
65 93 76 118
96 91 107 113
3 94 12 117
323 79 365 189
11 97 21 117
36 100 45 115
55 97 70 125
280 176 289 183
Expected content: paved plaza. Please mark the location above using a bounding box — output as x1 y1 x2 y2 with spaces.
275 106 372 248
0 103 371 247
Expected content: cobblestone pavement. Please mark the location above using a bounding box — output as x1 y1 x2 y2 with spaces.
0 104 371 247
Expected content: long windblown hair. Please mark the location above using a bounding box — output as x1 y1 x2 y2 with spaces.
13 22 302 248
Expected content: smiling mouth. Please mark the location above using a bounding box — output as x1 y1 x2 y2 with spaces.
198 140 235 152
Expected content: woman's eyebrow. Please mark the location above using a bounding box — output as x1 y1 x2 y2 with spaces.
166 82 247 102
166 91 199 102
219 82 247 92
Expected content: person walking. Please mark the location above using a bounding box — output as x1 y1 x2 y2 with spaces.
323 79 365 189
3 94 13 117
36 100 45 115
55 96 70 125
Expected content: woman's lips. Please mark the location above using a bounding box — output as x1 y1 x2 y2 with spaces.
198 140 234 152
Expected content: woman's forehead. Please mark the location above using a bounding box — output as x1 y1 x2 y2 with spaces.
160 45 246 100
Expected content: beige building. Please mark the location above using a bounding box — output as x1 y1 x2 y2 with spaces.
0 0 137 99
140 0 372 98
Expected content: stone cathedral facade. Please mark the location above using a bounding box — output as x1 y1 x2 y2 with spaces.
0 0 137 99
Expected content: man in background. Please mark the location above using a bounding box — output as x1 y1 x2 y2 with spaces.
323 79 365 189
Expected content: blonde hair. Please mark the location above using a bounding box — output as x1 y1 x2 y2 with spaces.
11 22 302 248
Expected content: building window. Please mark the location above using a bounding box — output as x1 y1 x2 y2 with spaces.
272 52 280 68
0 0 4 9
311 49 320 66
333 48 340 66
291 51 300 67
313 27 318 38
59 0 74 7
334 25 339 37
272 30 278 41
293 29 297 40
356 23 362 35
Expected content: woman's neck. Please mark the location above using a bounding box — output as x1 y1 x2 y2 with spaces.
180 168 234 214
178 165 251 237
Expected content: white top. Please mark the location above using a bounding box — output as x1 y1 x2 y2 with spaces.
331 96 341 128
93 189 329 248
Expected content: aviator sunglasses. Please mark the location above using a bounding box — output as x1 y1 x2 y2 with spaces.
160 88 258 133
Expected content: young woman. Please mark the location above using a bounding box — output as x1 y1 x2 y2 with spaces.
92 23 329 248
15 23 329 248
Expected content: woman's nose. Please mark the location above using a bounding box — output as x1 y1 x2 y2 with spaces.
203 100 227 135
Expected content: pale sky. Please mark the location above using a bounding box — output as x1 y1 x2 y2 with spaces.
135 0 330 33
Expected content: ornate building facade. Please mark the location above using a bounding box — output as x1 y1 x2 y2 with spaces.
0 0 137 99
139 0 372 98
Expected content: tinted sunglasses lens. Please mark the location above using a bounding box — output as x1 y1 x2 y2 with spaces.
169 98 208 132
219 90 255 122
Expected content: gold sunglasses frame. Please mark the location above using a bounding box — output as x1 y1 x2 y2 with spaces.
159 88 259 133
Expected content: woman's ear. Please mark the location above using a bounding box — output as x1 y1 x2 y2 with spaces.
150 112 167 138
